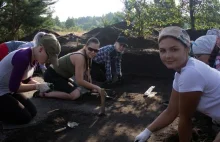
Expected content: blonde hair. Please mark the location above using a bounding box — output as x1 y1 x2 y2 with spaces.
33 32 46 47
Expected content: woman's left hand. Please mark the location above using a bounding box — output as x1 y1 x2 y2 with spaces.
91 89 98 93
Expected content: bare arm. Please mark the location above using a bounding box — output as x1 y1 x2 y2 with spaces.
18 83 36 92
87 69 92 83
73 55 99 90
27 79 40 84
178 91 202 142
18 77 39 92
148 89 179 132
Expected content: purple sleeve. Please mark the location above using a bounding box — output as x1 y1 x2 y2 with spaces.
22 77 32 84
9 50 31 92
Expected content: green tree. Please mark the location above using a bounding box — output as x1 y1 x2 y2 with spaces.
180 0 220 29
54 16 61 27
0 0 56 41
65 17 75 29
195 0 220 29
123 0 183 37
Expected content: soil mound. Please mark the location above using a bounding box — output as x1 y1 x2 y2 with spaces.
19 29 60 41
20 23 211 78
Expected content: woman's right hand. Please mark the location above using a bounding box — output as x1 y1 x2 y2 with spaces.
134 128 152 142
36 83 51 93
94 85 102 95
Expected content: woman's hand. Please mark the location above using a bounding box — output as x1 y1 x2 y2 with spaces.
35 83 52 93
91 89 98 93
134 128 152 142
93 85 102 95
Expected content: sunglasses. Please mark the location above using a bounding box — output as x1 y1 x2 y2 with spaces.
88 47 99 53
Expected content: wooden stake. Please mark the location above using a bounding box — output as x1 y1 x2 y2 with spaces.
99 88 106 116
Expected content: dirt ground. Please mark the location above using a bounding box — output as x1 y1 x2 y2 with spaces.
0 48 217 142
0 75 216 142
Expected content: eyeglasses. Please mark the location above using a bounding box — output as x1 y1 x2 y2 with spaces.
88 47 99 53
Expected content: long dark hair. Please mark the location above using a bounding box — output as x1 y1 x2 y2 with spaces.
190 41 220 68
84 37 100 71
208 45 220 68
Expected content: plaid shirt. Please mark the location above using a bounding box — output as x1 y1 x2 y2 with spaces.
93 45 122 81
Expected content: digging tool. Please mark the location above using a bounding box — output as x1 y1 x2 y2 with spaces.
54 122 79 133
91 89 115 99
98 88 106 116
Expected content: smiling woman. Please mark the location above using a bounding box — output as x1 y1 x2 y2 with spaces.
135 26 220 142
41 37 103 101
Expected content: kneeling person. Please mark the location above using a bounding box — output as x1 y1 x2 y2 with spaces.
91 36 128 84
0 34 61 124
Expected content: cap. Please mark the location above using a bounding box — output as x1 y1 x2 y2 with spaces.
206 28 220 36
33 32 46 47
116 36 128 47
158 26 190 47
192 35 217 55
39 34 61 67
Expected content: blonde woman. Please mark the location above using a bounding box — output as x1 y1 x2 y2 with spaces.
0 34 61 124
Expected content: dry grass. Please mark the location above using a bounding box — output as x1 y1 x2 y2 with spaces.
56 31 86 36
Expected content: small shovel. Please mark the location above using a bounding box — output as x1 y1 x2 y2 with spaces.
91 89 115 99
54 121 79 133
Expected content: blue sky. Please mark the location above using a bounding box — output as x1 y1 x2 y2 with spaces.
52 0 125 21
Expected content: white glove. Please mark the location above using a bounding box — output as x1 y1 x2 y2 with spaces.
36 83 51 93
134 128 152 142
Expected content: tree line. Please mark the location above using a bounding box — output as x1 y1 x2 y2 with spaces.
0 0 220 42
52 12 124 32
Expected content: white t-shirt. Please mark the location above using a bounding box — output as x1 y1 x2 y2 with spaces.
173 57 220 121
206 28 220 37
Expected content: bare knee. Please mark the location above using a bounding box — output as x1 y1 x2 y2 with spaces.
69 88 81 100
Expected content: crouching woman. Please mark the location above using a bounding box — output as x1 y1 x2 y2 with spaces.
135 26 220 142
41 37 102 100
0 34 61 124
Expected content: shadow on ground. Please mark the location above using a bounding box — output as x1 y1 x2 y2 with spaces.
0 76 216 142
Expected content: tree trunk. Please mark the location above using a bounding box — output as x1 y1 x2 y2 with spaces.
11 0 16 39
189 0 195 30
